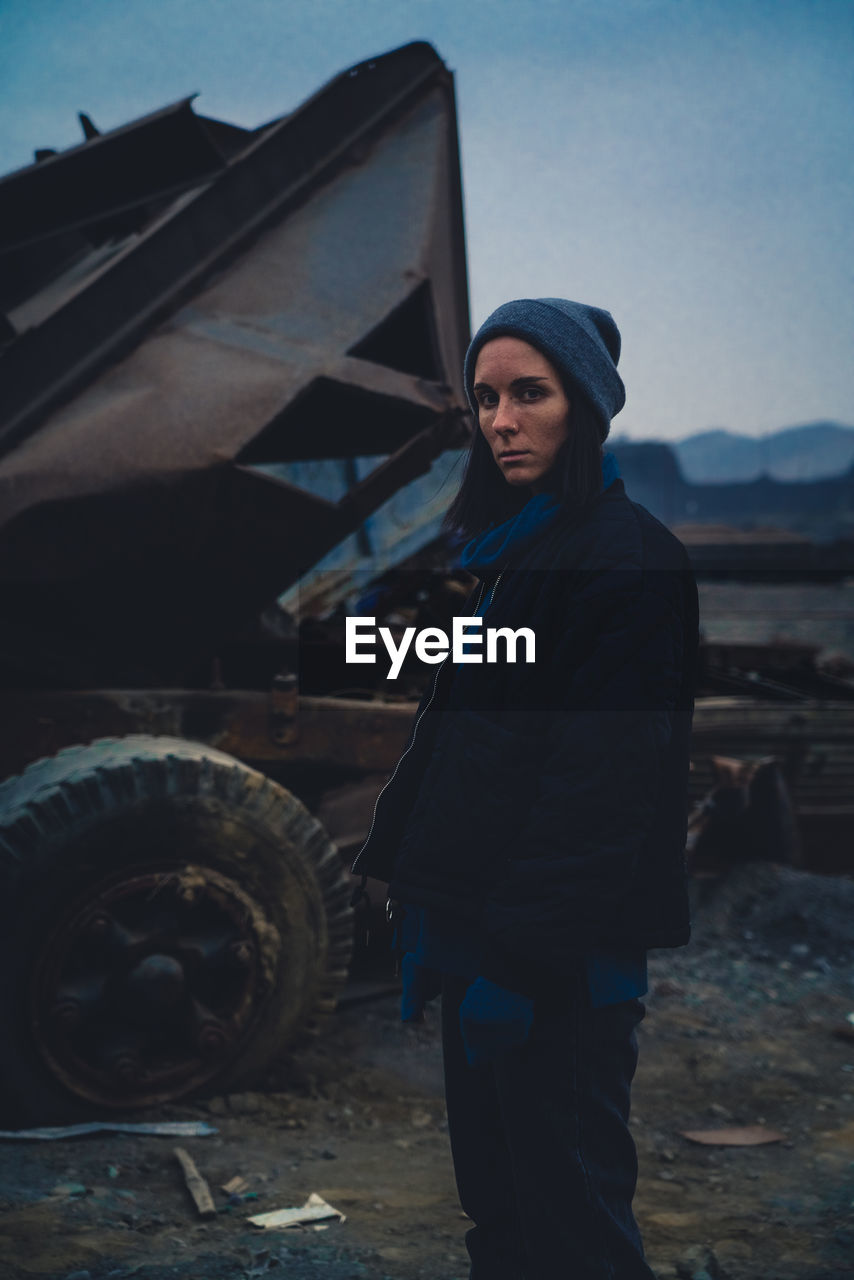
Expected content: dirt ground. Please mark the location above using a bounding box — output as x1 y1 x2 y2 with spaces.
1 862 853 1280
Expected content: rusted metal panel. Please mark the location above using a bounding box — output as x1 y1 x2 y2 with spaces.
0 42 471 681
0 43 467 456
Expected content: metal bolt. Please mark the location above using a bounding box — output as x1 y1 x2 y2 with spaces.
198 1021 229 1055
228 940 253 969
52 999 82 1032
112 1053 141 1084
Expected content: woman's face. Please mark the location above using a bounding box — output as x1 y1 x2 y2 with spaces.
472 337 571 491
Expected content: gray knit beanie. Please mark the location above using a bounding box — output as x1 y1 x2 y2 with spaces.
462 297 626 442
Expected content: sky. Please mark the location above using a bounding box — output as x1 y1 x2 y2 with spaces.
1 0 852 441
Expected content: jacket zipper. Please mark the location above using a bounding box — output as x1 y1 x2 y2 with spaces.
350 573 500 874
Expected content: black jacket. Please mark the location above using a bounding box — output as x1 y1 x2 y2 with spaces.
351 479 699 992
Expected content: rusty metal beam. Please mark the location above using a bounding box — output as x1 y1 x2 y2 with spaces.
6 689 853 785
0 98 230 254
0 690 416 783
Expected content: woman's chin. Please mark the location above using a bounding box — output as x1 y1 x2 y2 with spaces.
502 468 538 487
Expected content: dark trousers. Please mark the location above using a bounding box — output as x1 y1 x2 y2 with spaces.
441 973 655 1280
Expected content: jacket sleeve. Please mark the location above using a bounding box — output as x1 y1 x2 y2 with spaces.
478 568 693 992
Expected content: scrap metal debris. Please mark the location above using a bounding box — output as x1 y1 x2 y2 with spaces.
0 41 471 693
680 1125 785 1146
0 1120 217 1141
248 1191 346 1230
688 700 854 873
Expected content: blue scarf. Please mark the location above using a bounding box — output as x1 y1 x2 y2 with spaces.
459 451 620 575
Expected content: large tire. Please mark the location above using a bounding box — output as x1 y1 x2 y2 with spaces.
0 736 353 1124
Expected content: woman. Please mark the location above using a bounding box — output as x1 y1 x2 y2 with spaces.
351 297 699 1279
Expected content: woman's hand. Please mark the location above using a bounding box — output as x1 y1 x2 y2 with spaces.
458 976 534 1067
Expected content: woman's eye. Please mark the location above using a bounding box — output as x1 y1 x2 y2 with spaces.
520 387 543 401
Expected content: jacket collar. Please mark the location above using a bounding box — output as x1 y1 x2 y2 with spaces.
459 452 622 576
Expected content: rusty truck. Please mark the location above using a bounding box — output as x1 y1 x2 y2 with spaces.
0 42 470 1122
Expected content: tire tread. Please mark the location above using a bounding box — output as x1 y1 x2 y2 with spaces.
0 735 354 1116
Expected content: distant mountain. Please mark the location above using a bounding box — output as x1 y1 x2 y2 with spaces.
610 440 854 542
670 422 854 483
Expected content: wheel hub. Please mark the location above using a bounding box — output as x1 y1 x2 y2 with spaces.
31 865 278 1108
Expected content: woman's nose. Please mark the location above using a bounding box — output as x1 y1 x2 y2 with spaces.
492 398 518 435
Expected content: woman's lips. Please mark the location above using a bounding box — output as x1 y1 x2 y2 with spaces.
500 451 528 461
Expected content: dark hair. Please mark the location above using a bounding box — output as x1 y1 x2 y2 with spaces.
443 387 606 541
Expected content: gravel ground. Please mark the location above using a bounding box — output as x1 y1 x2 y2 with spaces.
0 862 853 1280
